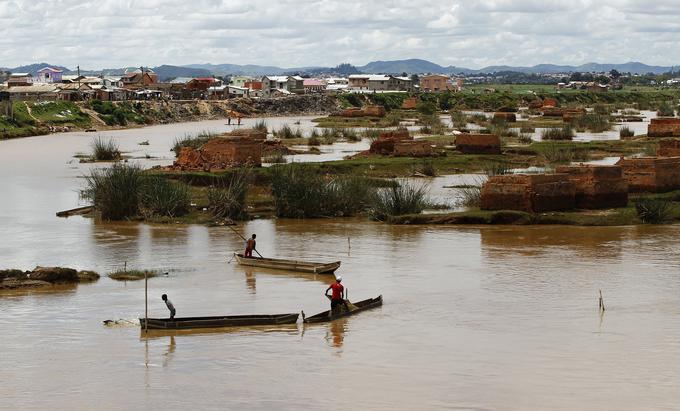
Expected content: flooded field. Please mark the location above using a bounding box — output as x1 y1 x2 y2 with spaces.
2 119 680 410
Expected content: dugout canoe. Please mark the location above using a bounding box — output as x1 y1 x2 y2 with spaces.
302 295 383 324
234 253 341 274
139 313 299 330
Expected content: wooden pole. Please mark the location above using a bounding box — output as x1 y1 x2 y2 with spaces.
598 289 605 312
227 224 263 258
144 270 148 334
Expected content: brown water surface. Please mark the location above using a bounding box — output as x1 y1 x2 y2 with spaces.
2 121 680 410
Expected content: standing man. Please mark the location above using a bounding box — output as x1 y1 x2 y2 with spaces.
325 276 347 313
227 114 231 125
244 234 257 258
237 115 242 125
162 294 175 319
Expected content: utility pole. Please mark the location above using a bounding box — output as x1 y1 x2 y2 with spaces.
77 65 81 101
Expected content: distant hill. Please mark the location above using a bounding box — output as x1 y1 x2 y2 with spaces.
185 63 290 76
152 65 212 81
4 63 71 75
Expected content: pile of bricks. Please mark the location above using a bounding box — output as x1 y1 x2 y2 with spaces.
401 97 418 109
616 156 680 192
174 135 262 171
657 139 680 157
369 129 432 157
648 118 680 137
493 112 516 122
555 165 628 208
340 105 387 118
454 133 501 154
480 174 576 212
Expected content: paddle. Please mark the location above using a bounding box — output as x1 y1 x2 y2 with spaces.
227 225 263 258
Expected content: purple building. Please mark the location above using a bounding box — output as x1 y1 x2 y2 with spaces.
36 67 63 83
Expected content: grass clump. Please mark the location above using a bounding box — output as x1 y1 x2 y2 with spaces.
207 167 252 220
485 163 511 176
541 125 574 141
253 119 268 133
342 128 361 142
172 131 216 156
263 152 287 164
82 163 143 220
657 101 675 117
90 137 121 161
269 165 376 218
139 176 191 218
450 111 468 129
418 160 437 177
108 269 159 281
571 114 611 133
275 124 303 139
541 142 590 163
619 126 635 138
370 181 429 221
635 198 674 224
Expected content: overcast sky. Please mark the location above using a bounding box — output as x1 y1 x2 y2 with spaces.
1 0 678 69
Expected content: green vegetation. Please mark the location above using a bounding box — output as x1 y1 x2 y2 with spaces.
29 101 90 126
657 101 676 117
635 198 674 224
82 163 143 220
570 114 611 133
89 100 148 126
207 168 252 220
172 131 216 156
269 164 376 218
370 181 428 221
541 126 574 141
140 176 191 218
108 269 159 281
619 126 635 138
538 141 590 163
253 119 268 133
263 152 287 163
274 124 303 139
90 137 121 161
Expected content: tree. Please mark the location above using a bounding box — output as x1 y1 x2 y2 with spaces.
410 74 419 85
609 69 621 80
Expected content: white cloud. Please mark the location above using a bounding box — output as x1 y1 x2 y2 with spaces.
0 0 678 70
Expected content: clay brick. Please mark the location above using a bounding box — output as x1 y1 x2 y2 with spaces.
392 140 433 157
616 156 680 192
174 137 261 171
401 97 418 110
455 133 501 154
481 174 575 212
379 129 411 140
493 112 516 122
542 98 557 107
648 118 680 137
658 139 680 157
555 165 628 208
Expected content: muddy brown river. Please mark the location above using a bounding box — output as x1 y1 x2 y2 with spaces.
2 120 680 410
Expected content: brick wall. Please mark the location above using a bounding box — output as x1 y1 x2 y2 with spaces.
648 118 680 137
455 134 501 154
658 139 680 157
174 137 262 170
555 165 628 208
481 174 576 212
616 156 680 192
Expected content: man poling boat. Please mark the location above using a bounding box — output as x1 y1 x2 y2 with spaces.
244 234 257 258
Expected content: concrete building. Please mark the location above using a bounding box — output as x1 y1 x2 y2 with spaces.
7 73 33 87
348 74 412 91
261 75 304 96
36 67 63 83
420 74 453 92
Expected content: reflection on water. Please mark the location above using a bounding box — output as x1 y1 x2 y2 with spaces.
4 118 680 409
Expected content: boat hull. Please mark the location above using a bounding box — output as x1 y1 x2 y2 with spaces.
234 253 340 274
303 295 383 323
139 313 299 330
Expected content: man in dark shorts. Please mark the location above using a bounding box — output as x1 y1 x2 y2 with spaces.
325 276 347 313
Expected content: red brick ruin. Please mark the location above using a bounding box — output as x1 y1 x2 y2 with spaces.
340 105 387 118
454 133 501 154
555 165 628 209
173 129 264 171
616 156 680 192
648 118 680 137
481 174 576 212
368 129 433 157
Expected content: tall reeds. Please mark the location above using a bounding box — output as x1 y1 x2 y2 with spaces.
541 125 574 141
370 181 428 221
90 137 121 161
139 176 191 218
82 163 143 220
172 130 216 156
207 167 252 220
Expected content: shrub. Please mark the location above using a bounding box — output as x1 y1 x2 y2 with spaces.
253 119 268 133
321 128 341 144
419 160 437 177
172 131 216 156
571 114 610 133
139 176 191 218
619 126 635 138
90 137 121 161
657 101 675 117
384 111 402 127
416 101 438 116
207 168 252 220
635 198 674 224
450 111 468 129
81 163 143 220
308 135 321 146
456 185 482 207
370 181 428 221
541 142 589 163
518 132 533 144
593 104 611 115
363 128 384 141
342 128 361 142
541 126 574 141
274 124 303 139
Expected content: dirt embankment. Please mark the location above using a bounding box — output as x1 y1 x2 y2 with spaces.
0 267 100 290
79 94 340 129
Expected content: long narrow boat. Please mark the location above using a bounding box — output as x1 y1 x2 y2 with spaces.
303 295 383 323
139 313 299 330
234 253 341 274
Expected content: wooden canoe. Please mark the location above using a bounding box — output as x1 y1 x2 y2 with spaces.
303 295 383 323
139 313 299 330
234 253 341 274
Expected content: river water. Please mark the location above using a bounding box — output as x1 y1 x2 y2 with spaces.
2 119 680 410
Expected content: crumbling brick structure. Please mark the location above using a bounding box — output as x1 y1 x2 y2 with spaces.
481 174 576 212
174 137 262 171
226 128 267 140
493 112 516 122
455 134 501 154
616 156 680 192
555 165 628 208
340 105 387 118
542 98 558 107
648 118 680 137
368 129 431 156
401 97 418 109
657 139 680 157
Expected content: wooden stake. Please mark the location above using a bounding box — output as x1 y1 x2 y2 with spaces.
144 270 148 334
599 289 605 312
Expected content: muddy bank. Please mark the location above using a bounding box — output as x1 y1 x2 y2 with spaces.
0 267 100 290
